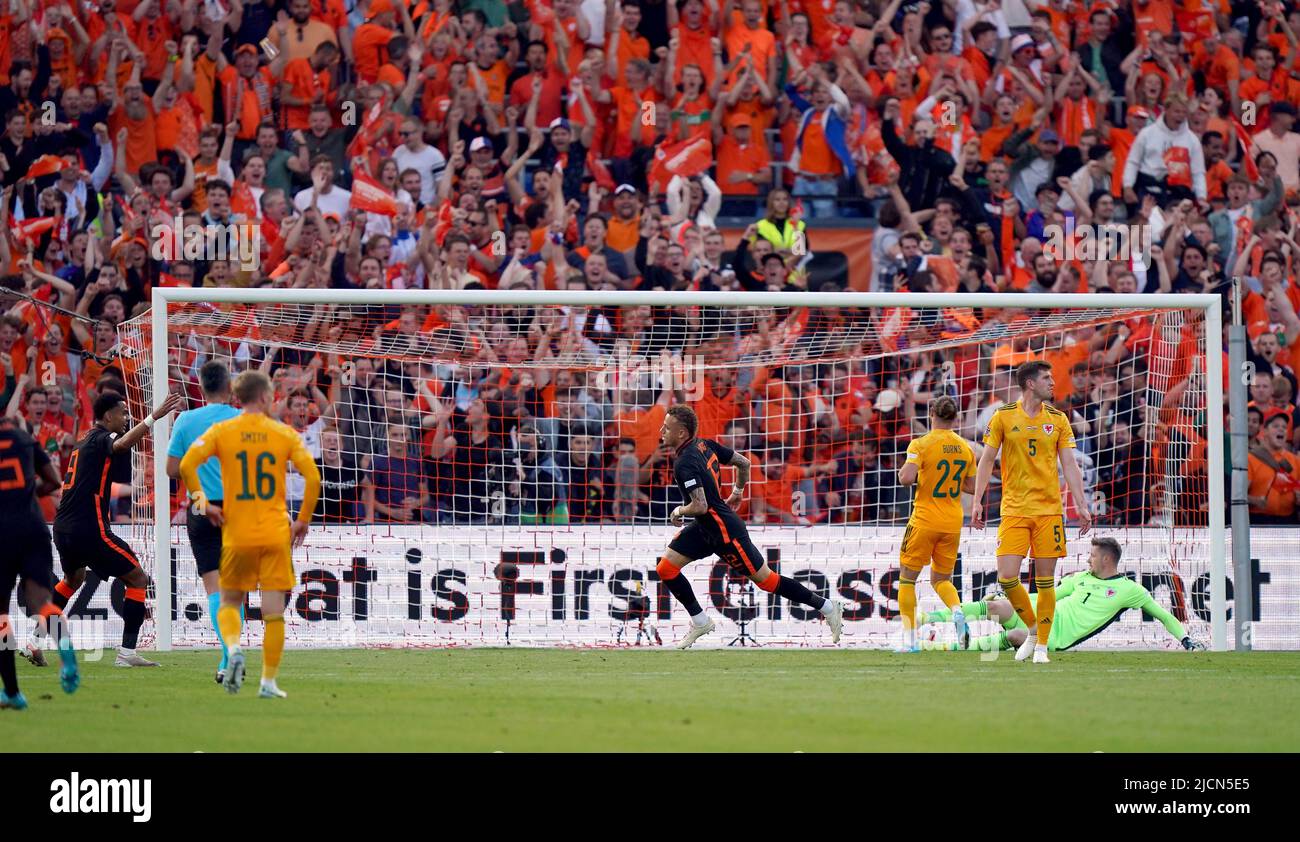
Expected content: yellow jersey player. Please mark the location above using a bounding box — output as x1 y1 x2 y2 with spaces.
971 360 1091 664
179 371 321 698
896 396 976 652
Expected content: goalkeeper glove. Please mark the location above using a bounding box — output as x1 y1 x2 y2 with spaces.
1181 636 1206 651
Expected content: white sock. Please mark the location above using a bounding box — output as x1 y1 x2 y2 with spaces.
819 600 836 617
690 612 711 628
119 647 134 656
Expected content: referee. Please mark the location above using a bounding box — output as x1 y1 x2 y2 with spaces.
166 361 240 684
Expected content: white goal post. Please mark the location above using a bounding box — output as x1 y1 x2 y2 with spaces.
146 288 1228 651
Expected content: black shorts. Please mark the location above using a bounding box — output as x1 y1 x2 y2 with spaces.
186 505 223 576
0 521 54 604
53 525 141 581
669 517 765 576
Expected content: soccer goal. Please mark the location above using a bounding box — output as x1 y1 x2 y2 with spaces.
110 288 1241 651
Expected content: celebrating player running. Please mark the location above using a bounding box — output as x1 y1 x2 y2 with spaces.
971 361 1091 664
50 390 186 667
655 405 842 649
179 371 321 698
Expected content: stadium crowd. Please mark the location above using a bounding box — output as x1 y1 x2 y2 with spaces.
0 0 1297 526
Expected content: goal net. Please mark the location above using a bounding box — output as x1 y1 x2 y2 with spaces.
101 289 1250 650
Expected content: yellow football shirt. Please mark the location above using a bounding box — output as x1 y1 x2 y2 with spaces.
905 429 976 531
179 412 321 549
983 399 1076 517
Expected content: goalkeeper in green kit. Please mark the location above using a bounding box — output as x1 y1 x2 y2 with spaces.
920 537 1205 652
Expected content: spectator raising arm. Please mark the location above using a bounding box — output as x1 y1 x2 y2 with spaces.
171 150 197 205
113 128 138 195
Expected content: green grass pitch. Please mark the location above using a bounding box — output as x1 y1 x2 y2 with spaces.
3 649 1298 752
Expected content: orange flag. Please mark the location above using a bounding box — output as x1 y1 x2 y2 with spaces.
587 149 615 191
11 216 57 244
432 200 455 245
877 302 913 352
346 101 387 160
27 155 68 179
1231 116 1261 181
231 179 259 218
350 170 401 216
648 136 713 193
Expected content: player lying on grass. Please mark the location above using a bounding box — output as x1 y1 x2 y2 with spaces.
896 396 976 651
47 390 186 668
179 371 321 698
655 405 843 649
0 417 78 709
915 537 1205 653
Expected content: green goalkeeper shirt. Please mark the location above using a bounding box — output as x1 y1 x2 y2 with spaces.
1043 572 1188 650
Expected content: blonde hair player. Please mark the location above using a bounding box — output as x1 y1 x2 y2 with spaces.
896 396 977 652
179 371 321 698
971 361 1091 664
